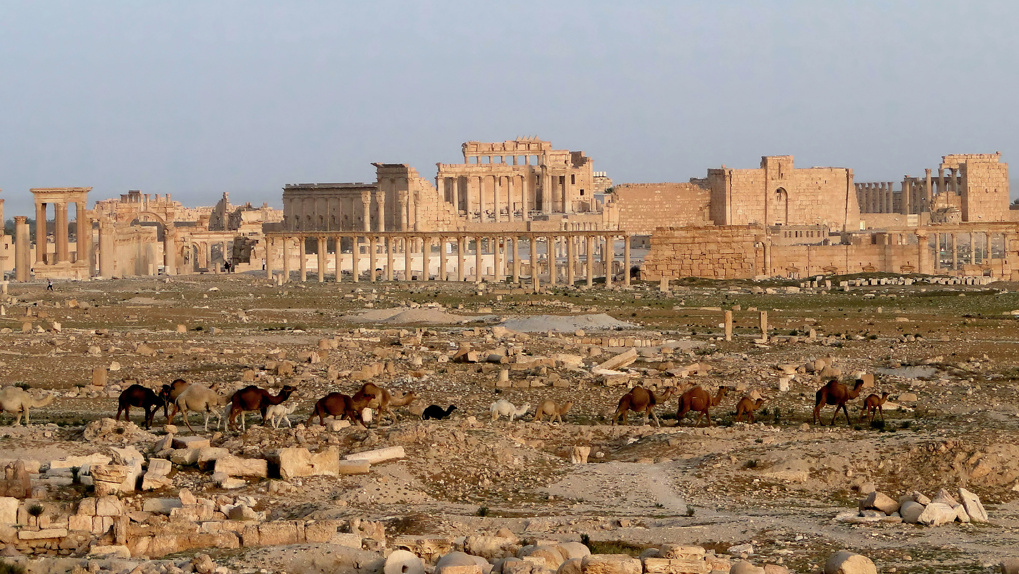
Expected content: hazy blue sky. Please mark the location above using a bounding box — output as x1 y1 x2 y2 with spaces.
2 1 1017 216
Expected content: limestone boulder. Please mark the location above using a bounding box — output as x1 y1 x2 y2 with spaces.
558 542 591 561
385 549 425 574
823 551 876 574
861 491 898 514
917 502 957 526
276 447 339 479
729 562 765 574
899 501 924 524
464 535 520 561
958 487 988 523
557 558 583 574
214 456 267 478
581 554 642 574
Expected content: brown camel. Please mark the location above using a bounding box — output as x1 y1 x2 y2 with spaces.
116 384 170 429
533 400 572 424
734 396 765 423
813 379 866 426
612 385 678 427
361 383 416 425
226 385 297 431
676 385 731 427
306 392 359 426
859 391 890 422
160 378 190 418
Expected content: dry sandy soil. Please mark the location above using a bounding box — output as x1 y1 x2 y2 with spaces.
2 272 1019 572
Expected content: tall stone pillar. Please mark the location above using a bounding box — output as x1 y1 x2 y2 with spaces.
493 238 502 282
15 217 30 282
361 191 372 233
916 233 928 274
421 236 430 281
623 236 631 287
932 233 940 270
475 236 483 283
352 237 361 282
546 236 556 286
35 202 46 264
566 236 575 285
522 176 531 221
400 237 410 280
282 238 291 283
376 192 386 232
452 179 460 215
604 235 613 287
924 169 933 211
369 236 377 282
970 233 976 265
478 178 486 222
265 238 274 280
76 201 90 265
511 237 520 283
398 191 409 231
586 235 595 288
299 237 307 282
506 178 515 221
164 224 176 276
54 203 69 263
937 168 945 196
951 234 958 270
334 238 342 282
98 219 115 278
901 177 911 215
317 237 326 282
528 237 538 287
456 236 465 282
986 232 993 263
439 237 447 281
542 174 552 214
413 191 422 232
386 237 394 281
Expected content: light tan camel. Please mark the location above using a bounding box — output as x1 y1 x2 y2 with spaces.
859 391 890 422
533 400 573 424
363 383 416 425
734 396 765 423
0 387 55 425
813 379 866 426
676 385 731 426
490 399 530 422
612 385 679 427
169 383 227 432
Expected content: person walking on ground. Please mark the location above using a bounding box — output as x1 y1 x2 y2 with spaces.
46 280 53 291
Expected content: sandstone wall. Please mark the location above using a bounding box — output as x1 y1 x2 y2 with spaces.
642 226 764 280
611 183 710 235
960 156 1010 222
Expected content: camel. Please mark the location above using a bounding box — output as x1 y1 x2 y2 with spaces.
361 383 416 425
490 399 529 422
168 384 227 432
266 402 299 429
676 385 731 427
305 391 376 427
860 391 890 423
612 385 678 427
422 405 457 420
225 385 297 431
813 379 866 426
116 384 168 429
734 396 765 423
0 387 55 425
533 400 573 424
160 379 190 418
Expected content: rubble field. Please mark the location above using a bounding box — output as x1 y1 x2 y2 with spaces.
0 273 1018 573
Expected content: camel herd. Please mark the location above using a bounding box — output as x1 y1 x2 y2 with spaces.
0 375 894 431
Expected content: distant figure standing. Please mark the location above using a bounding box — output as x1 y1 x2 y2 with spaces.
46 280 53 291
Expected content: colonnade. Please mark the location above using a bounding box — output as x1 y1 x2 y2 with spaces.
857 168 965 216
438 173 542 222
263 231 632 288
929 230 1007 271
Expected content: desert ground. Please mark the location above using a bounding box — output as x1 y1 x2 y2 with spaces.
0 272 1018 573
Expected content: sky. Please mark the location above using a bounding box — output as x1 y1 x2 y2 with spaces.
2 0 1018 217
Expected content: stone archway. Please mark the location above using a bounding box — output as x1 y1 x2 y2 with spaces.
130 211 177 275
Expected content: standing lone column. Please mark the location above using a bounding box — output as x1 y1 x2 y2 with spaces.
566 236 576 285
369 236 377 282
164 224 176 276
317 237 326 282
398 192 409 231
511 237 520 283
352 236 361 282
299 237 307 282
385 237 394 281
623 235 631 287
493 238 502 282
361 191 372 232
76 201 90 266
760 311 769 343
456 236 465 282
604 235 613 287
265 238 274 280
282 238 291 283
475 236 483 283
439 237 447 281
15 217 31 282
35 202 46 264
586 235 594 287
546 236 557 286
724 310 733 342
951 234 958 270
334 238 342 282
421 236 430 281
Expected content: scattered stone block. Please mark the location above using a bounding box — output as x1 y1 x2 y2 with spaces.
917 502 956 526
862 491 899 514
958 487 988 523
214 456 268 478
276 447 340 479
344 446 405 465
596 348 638 371
823 551 876 574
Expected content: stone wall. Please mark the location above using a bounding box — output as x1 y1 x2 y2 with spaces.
955 154 1010 222
642 226 764 280
610 183 710 235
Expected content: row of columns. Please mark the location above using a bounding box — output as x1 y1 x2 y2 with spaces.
930 231 1005 270
34 201 88 265
438 174 540 222
264 232 631 288
858 168 966 216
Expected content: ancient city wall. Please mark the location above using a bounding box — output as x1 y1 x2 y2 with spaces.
611 183 710 235
641 226 763 280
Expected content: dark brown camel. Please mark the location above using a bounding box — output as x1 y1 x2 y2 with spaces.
116 384 169 429
305 385 378 428
734 396 765 423
859 391 890 422
160 378 190 418
226 385 297 431
611 385 678 427
676 385 731 426
813 379 866 426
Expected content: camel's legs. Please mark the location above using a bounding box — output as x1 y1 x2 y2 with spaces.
877 405 884 421
650 410 661 428
182 408 196 433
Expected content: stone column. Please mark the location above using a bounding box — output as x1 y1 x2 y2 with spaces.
478 177 486 222
15 217 30 282
55 203 69 263
604 235 613 287
352 236 361 282
334 238 342 282
35 202 46 264
369 236 377 282
724 310 733 342
386 237 394 281
566 235 576 285
361 190 372 232
421 236 430 281
586 235 594 288
507 178 515 221
932 233 940 270
986 232 993 263
760 311 769 342
452 179 460 215
511 237 520 283
282 238 291 283
522 176 531 221
376 192 386 232
475 236 483 282
623 236 631 287
547 236 557 286
265 238 273 280
400 237 409 280
528 237 538 287
317 237 326 282
413 191 421 232
398 191 409 231
542 173 552 214
902 177 911 215
924 169 933 211
299 237 307 282
937 168 945 196
916 232 928 274
76 201 89 265
951 233 958 270
164 224 176 276
439 237 447 281
456 236 465 282
494 237 503 282
970 233 976 265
